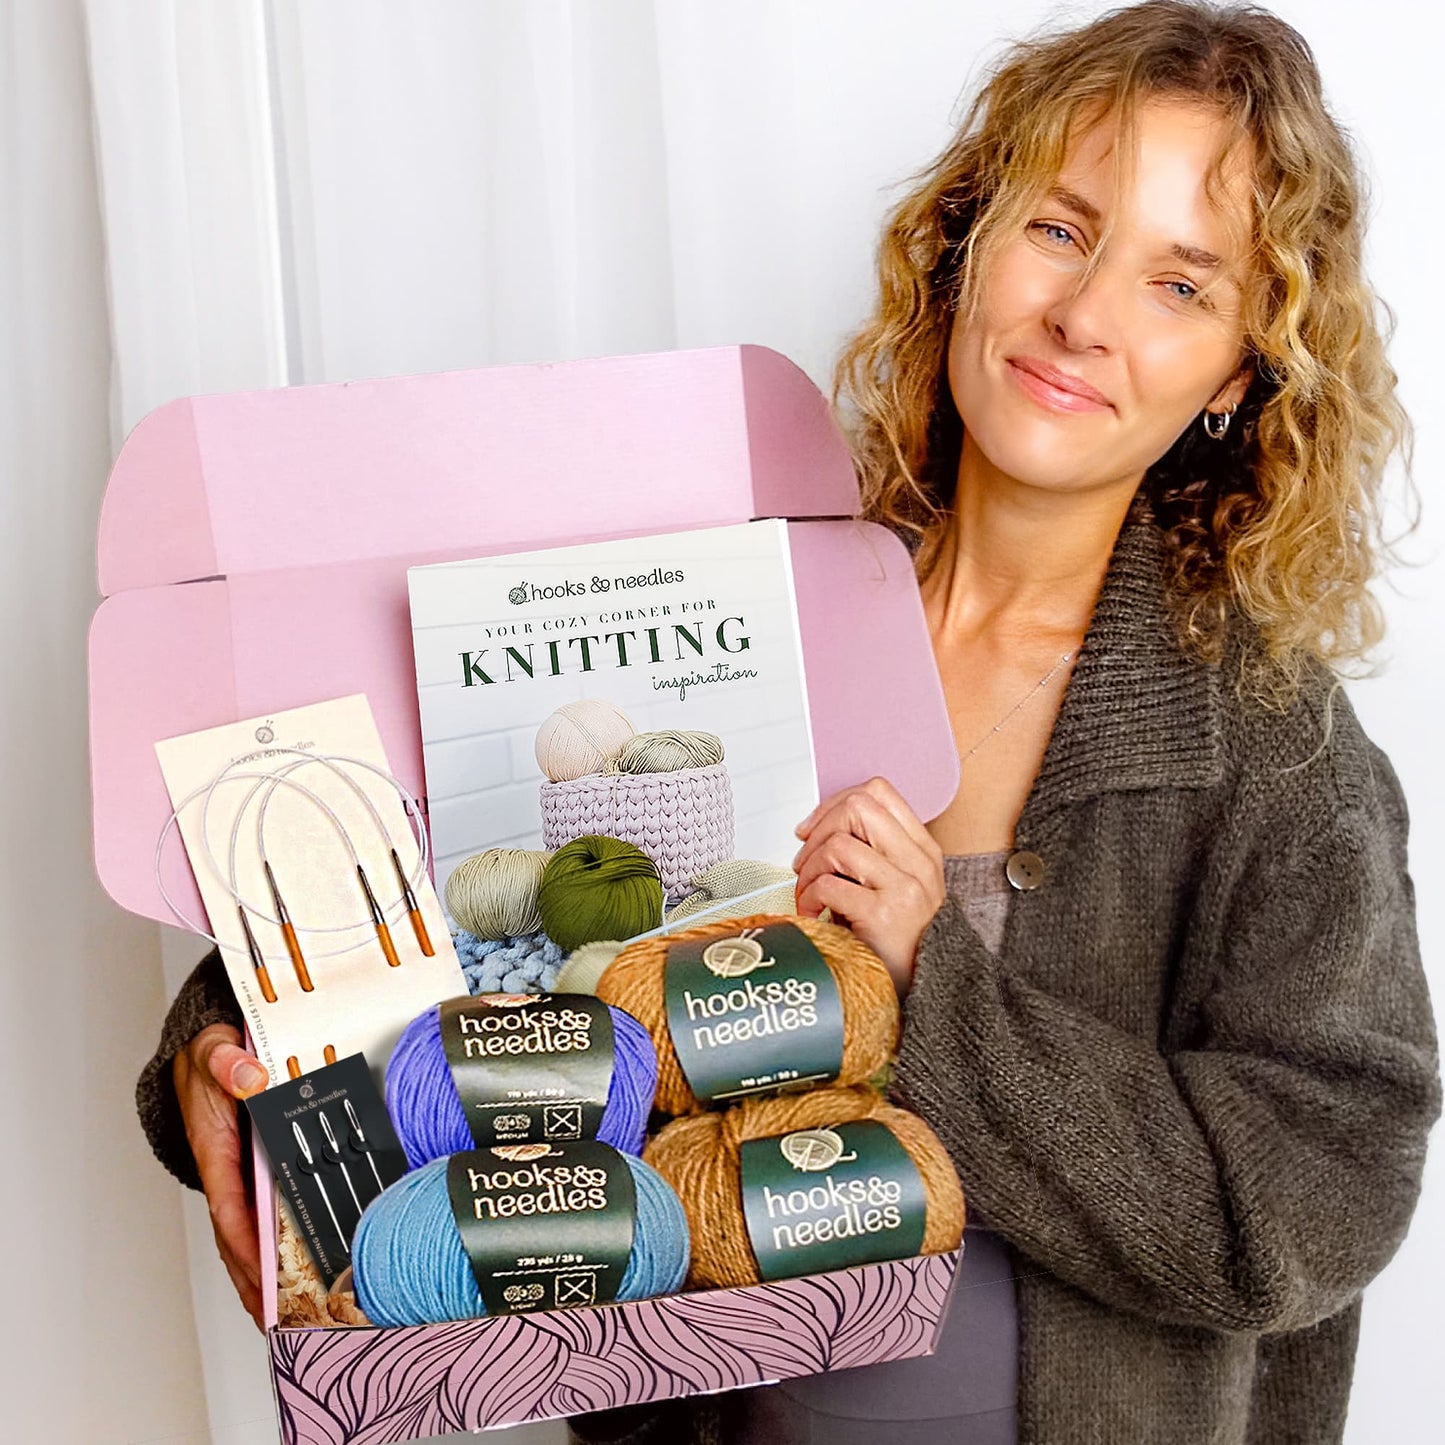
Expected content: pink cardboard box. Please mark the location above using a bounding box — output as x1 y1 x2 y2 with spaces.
89 346 962 1441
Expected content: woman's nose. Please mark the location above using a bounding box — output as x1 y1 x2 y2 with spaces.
1042 261 1125 354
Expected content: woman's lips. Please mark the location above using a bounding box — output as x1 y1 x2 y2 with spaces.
1006 357 1113 414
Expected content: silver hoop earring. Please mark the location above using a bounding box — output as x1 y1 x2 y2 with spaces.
1202 404 1236 441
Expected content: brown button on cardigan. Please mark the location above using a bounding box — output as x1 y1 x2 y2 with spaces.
135 504 1441 1445
891 504 1441 1443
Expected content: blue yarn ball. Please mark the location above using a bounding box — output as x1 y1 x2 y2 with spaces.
352 1151 690 1326
452 927 564 995
386 999 658 1168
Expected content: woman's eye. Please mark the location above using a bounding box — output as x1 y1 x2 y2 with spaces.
1164 278 1202 303
1029 221 1076 247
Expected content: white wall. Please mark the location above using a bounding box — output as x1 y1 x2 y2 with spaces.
7 2 1436 1442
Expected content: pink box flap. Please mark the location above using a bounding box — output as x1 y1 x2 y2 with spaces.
91 522 958 925
98 345 860 595
90 349 958 926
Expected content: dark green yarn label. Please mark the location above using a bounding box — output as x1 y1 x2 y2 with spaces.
446 1141 636 1314
663 921 843 1104
739 1120 927 1281
439 993 614 1147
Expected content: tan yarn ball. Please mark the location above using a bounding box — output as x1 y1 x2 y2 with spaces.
595 912 899 1115
444 847 552 939
612 729 725 775
535 699 636 782
554 939 628 995
644 1084 966 1289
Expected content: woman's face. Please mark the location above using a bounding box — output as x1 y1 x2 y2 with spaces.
947 96 1253 498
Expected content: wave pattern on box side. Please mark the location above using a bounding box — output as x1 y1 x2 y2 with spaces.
269 1253 959 1444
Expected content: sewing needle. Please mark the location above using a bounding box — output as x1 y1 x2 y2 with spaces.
292 1120 348 1254
345 1096 385 1193
319 1110 362 1216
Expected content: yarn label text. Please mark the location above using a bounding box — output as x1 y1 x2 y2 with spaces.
740 1121 928 1281
447 1142 637 1313
664 922 844 1104
441 994 614 1146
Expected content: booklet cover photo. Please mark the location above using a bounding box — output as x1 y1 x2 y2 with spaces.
408 520 818 929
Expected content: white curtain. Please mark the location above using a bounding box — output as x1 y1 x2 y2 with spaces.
0 3 211 1443
0 2 1435 1440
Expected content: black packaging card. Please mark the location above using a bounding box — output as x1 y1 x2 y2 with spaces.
446 1141 636 1314
244 1053 408 1287
739 1119 927 1282
663 921 844 1103
439 993 615 1146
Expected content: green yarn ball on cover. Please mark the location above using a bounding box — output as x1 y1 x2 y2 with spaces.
537 835 665 952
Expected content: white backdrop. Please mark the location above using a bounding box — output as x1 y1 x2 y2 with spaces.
2 2 1438 1441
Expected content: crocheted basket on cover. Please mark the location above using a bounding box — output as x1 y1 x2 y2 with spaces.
539 762 735 902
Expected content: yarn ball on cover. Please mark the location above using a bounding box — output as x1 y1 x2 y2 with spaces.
445 848 552 940
540 762 734 907
385 997 658 1166
664 859 796 926
610 730 725 775
537 835 665 952
554 939 629 995
644 1084 964 1289
451 927 563 996
351 1151 690 1326
536 699 636 782
596 912 899 1115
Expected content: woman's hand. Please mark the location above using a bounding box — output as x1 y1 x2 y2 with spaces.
792 776 946 992
172 1023 269 1329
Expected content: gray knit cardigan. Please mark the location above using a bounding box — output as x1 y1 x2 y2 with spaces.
136 505 1441 1445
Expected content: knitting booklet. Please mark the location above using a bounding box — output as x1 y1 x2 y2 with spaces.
407 519 818 922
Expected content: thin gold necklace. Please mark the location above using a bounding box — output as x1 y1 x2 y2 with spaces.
959 649 1076 763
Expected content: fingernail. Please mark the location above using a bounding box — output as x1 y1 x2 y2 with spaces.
791 846 803 869
233 1061 268 1096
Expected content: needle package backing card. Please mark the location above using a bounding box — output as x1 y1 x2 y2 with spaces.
663 920 844 1103
439 993 616 1145
739 1120 928 1282
155 694 467 1084
446 1142 637 1314
245 1053 408 1286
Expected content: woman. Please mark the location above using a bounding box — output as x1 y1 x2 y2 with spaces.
572 2 1439 1441
139 2 1439 1441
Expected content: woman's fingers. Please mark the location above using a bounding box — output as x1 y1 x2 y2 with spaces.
795 831 942 925
203 1036 269 1099
794 782 941 886
795 825 902 898
175 1024 266 1330
791 780 946 994
795 866 932 993
796 777 941 860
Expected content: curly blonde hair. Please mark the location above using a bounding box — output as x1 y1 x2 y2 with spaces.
837 0 1412 702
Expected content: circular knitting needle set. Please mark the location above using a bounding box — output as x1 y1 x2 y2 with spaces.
155 748 438 1076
